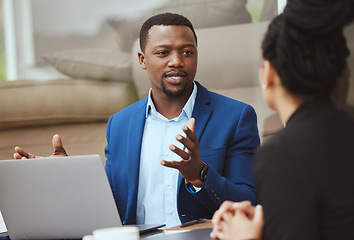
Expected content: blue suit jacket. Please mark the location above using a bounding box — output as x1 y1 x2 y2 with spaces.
105 82 260 225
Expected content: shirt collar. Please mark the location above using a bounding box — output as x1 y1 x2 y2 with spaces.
145 81 198 120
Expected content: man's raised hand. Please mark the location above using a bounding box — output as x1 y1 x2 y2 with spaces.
14 134 68 159
161 118 204 183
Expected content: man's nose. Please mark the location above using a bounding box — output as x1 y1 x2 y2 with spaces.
168 53 184 68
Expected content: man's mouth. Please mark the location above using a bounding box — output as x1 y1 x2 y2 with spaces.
164 71 187 84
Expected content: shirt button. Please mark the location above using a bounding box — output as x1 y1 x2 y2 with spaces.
166 181 170 187
168 210 173 215
167 122 172 126
165 151 170 156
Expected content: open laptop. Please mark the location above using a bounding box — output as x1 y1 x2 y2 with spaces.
0 155 164 239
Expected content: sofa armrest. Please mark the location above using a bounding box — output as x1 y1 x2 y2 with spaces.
0 79 138 130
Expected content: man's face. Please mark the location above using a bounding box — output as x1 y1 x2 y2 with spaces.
138 25 198 99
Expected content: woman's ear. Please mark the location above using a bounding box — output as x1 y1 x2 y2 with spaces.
259 60 279 112
263 60 273 88
259 60 270 89
138 51 146 70
262 60 280 89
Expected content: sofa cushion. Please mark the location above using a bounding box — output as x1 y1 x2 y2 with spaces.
0 79 138 130
42 48 132 81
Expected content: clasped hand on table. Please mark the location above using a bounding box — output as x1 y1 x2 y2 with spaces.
210 200 264 240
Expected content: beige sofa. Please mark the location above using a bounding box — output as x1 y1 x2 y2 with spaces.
0 20 282 161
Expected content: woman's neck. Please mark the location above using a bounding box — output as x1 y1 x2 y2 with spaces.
277 92 312 127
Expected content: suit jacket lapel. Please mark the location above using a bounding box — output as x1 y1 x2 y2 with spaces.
178 82 212 186
192 82 212 140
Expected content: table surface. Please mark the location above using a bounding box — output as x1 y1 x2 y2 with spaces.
0 220 213 239
0 228 213 239
142 228 212 239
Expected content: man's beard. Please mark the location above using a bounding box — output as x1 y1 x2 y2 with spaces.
160 79 189 98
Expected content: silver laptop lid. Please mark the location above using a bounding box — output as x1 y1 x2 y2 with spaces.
0 155 121 239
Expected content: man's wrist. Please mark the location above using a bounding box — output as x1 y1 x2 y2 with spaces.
188 162 208 187
188 179 204 188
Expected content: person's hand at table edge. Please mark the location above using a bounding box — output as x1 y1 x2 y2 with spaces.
14 134 68 159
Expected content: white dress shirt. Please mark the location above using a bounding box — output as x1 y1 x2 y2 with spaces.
136 82 197 228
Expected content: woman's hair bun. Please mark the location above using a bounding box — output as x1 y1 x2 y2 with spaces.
283 0 354 36
261 0 354 97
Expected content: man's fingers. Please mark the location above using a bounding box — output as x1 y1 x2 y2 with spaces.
13 135 67 159
175 134 195 155
160 160 181 169
13 153 22 159
187 118 195 132
14 146 29 158
169 143 191 161
52 134 68 156
182 118 197 143
14 146 35 159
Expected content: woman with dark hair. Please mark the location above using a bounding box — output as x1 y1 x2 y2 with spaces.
211 0 354 239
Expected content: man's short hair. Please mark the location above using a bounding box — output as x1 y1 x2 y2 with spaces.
139 12 197 52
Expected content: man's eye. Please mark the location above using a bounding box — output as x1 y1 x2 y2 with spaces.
183 50 193 55
156 51 167 55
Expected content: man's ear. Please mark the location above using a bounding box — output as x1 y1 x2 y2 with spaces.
138 51 146 70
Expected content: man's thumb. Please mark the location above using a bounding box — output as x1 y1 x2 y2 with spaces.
52 134 67 156
187 118 195 132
